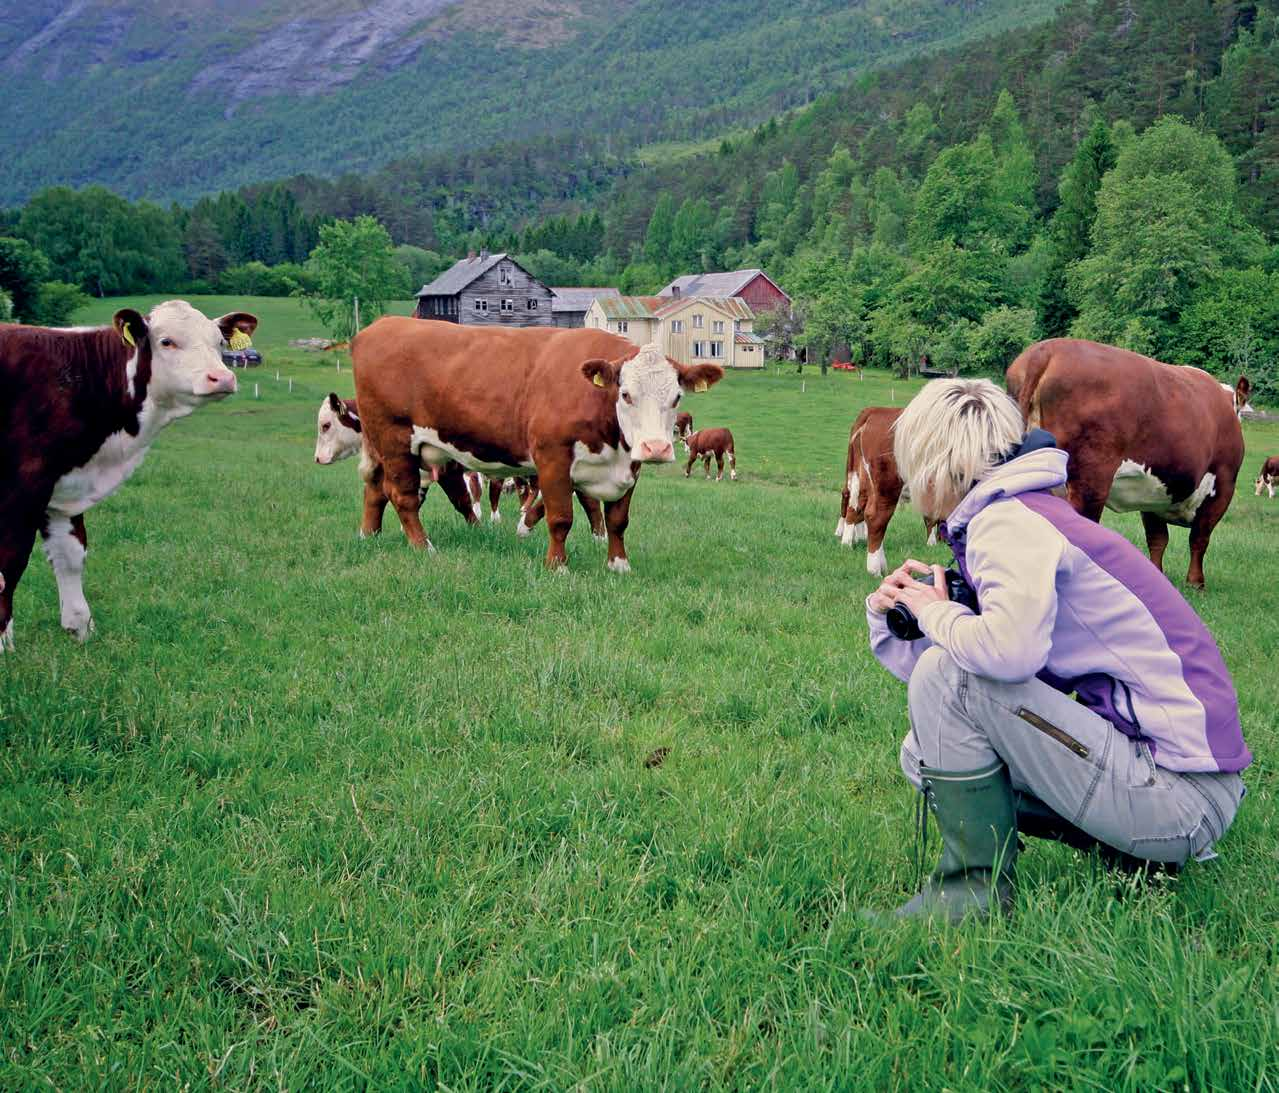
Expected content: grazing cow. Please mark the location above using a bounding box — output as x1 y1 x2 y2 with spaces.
314 391 481 533
352 321 722 570
1255 456 1279 498
1007 338 1244 589
0 301 253 650
682 428 737 481
835 406 938 576
1223 375 1252 417
674 411 694 440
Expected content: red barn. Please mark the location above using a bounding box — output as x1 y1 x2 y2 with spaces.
659 269 791 316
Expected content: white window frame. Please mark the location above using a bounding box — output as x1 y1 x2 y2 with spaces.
499 265 513 286
501 298 514 313
693 314 704 329
712 320 725 334
692 340 706 356
709 341 724 358
474 299 488 313
616 320 629 333
527 298 538 310
671 319 683 333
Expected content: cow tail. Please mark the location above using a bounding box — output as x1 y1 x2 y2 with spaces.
1006 343 1053 425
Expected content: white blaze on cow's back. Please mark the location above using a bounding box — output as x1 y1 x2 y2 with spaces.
1107 460 1217 526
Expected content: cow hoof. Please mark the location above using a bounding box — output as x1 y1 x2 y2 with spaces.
593 532 607 543
866 548 888 577
490 512 502 523
730 473 738 481
516 519 532 538
926 527 939 547
835 519 847 538
607 557 632 574
0 621 13 652
63 615 94 642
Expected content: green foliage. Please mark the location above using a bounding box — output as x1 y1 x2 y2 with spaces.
29 280 90 327
1068 117 1264 356
0 288 11 322
0 236 50 321
216 261 313 298
393 245 451 293
968 305 1039 374
1173 267 1279 399
302 217 409 341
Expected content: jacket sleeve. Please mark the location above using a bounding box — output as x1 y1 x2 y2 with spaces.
867 597 933 683
916 501 1064 683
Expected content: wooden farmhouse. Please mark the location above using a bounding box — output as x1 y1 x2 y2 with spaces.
548 286 621 328
658 268 791 316
584 295 765 369
414 251 554 327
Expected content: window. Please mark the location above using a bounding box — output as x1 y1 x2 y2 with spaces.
692 340 706 356
474 299 488 313
499 265 512 286
527 298 538 310
501 298 514 313
709 341 724 358
616 320 629 333
734 319 741 332
670 319 683 333
712 320 725 334
692 314 704 329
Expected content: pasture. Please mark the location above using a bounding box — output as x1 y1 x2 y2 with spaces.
3 296 1278 1088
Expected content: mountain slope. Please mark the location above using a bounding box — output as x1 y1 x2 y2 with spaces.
0 0 1062 204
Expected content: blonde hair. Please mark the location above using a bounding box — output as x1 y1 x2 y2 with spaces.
893 378 1026 517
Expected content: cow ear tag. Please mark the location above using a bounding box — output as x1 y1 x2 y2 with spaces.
593 373 605 387
120 323 136 348
694 379 708 393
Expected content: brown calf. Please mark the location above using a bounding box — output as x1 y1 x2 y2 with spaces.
1007 338 1244 589
674 411 694 440
835 406 938 576
682 428 737 481
351 321 722 571
1255 456 1279 499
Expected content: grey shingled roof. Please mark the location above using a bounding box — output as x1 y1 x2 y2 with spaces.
416 253 509 297
549 287 621 313
659 269 788 300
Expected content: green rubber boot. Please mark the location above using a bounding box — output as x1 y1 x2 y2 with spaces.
892 760 1018 924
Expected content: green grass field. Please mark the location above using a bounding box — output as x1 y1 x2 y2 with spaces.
2 297 1277 1088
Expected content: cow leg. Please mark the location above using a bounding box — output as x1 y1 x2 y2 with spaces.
1270 476 1275 500
864 499 895 577
576 491 606 542
836 479 850 539
1186 473 1236 590
925 518 939 547
518 493 544 538
1064 458 1113 523
361 480 389 538
842 472 867 547
714 453 724 481
438 463 479 525
703 454 712 479
384 453 433 550
535 461 575 570
41 513 92 641
684 451 696 478
0 521 38 653
489 478 504 522
728 448 737 481
1140 512 1170 574
603 489 635 574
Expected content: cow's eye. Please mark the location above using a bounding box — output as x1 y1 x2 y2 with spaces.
160 337 176 348
621 391 634 405
322 423 331 432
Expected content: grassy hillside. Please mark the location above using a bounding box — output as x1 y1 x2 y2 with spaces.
0 0 1062 203
2 296 1278 1085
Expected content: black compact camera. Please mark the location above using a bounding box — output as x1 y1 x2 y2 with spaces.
886 568 979 641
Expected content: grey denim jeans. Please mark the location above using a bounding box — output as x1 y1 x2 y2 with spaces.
900 647 1245 865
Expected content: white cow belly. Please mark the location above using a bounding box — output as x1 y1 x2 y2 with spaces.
570 441 635 501
409 424 534 477
1106 460 1216 527
48 430 153 516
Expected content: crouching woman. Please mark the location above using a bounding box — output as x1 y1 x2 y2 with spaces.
867 379 1250 923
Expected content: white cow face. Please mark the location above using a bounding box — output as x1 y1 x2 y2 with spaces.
114 301 251 407
315 392 363 464
582 343 724 463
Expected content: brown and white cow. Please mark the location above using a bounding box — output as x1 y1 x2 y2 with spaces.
314 391 485 533
682 427 737 481
1223 375 1252 418
674 411 694 440
0 301 253 649
351 321 723 571
1007 338 1244 589
1255 456 1279 499
835 405 938 576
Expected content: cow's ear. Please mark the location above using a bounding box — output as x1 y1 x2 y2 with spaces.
327 391 344 414
113 309 148 349
675 362 725 393
215 312 259 342
582 358 621 388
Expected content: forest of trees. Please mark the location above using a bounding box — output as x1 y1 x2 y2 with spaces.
3 0 1278 392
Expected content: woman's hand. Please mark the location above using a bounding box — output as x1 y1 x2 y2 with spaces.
868 560 948 615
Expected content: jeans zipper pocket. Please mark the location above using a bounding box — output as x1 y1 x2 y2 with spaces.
1017 706 1091 760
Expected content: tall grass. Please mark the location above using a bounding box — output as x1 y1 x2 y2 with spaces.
2 299 1276 1088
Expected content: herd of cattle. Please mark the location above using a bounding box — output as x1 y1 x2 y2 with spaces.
0 299 1273 652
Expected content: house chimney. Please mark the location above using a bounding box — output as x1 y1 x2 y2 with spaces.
672 285 681 298
480 247 489 260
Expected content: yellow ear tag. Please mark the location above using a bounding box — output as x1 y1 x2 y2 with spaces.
120 324 135 348
694 379 708 393
593 373 605 387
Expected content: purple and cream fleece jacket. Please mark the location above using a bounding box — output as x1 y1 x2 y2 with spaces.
868 446 1251 774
